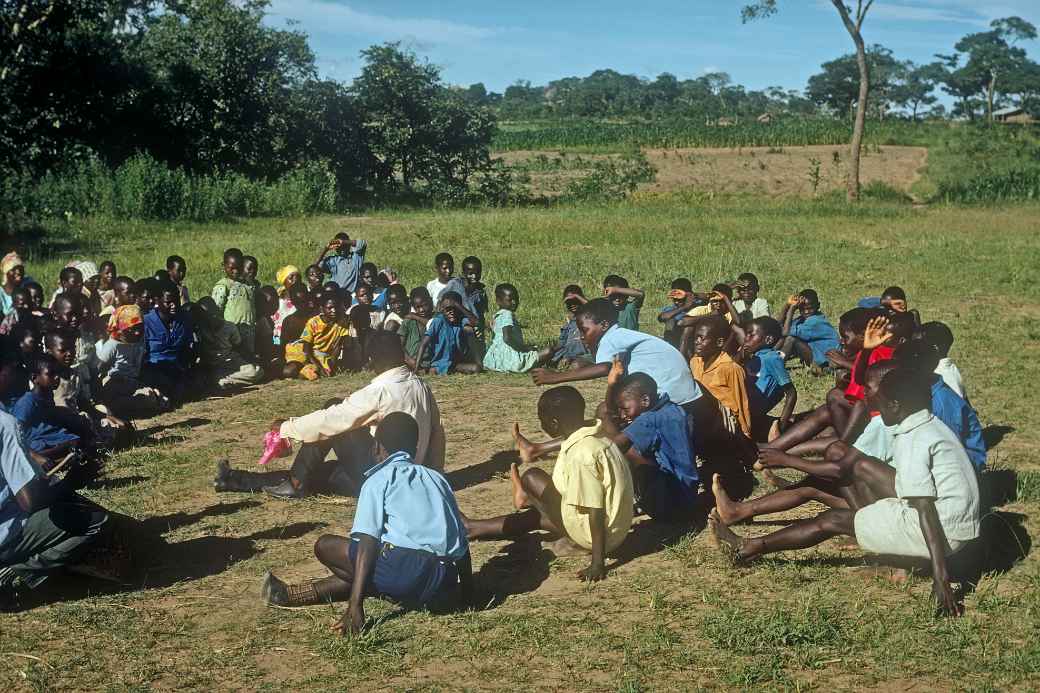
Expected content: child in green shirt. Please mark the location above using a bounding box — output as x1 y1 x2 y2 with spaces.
603 274 644 332
211 247 256 357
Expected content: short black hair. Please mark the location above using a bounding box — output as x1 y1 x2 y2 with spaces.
699 315 730 340
223 248 244 264
99 260 116 273
575 298 618 326
134 277 157 295
603 274 629 289
921 321 954 357
367 331 406 368
737 272 760 289
243 255 258 268
462 256 481 268
59 267 82 284
387 284 408 300
617 372 658 401
440 290 463 305
166 255 186 270
799 289 820 309
53 293 81 311
878 366 932 411
839 307 871 335
888 311 916 341
711 283 733 299
360 261 377 275
334 232 350 242
670 278 692 293
32 353 60 376
114 275 134 290
495 283 518 299
154 279 180 299
43 329 75 350
435 252 454 266
562 284 584 298
305 264 323 277
882 286 907 301
537 386 585 420
895 337 940 373
289 284 312 304
376 412 419 457
749 316 783 342
410 287 432 302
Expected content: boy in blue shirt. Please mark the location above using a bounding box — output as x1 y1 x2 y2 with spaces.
598 362 699 521
777 289 840 373
657 277 706 348
739 316 798 439
414 292 481 375
316 232 367 293
260 413 471 635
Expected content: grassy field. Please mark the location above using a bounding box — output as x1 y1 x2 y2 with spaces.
3 197 1040 691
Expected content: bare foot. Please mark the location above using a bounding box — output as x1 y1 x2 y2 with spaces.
711 474 747 525
548 537 587 557
853 565 910 585
708 510 746 564
513 423 536 465
760 468 790 490
768 420 782 442
510 463 530 510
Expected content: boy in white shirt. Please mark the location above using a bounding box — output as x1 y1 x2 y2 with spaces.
921 321 966 400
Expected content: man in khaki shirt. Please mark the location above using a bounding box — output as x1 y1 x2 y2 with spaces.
214 333 445 499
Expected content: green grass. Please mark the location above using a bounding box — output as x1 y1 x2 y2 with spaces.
3 196 1040 690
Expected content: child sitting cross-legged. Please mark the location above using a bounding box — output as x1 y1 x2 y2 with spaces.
283 293 350 381
400 287 434 370
465 386 634 581
193 297 264 390
95 304 168 418
483 283 556 374
597 358 700 522
413 291 481 375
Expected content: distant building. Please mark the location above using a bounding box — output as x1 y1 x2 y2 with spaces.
993 106 1034 124
756 112 774 124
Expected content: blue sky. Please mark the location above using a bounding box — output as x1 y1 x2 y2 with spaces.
266 1 1040 94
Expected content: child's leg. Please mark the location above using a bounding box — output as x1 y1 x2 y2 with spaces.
512 423 562 464
452 362 483 374
712 473 847 525
466 466 568 540
785 437 837 457
711 507 856 562
261 534 355 607
825 388 854 437
763 402 832 452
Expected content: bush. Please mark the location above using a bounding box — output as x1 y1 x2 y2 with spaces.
562 151 657 201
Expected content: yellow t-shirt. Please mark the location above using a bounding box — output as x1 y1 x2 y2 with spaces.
552 422 634 552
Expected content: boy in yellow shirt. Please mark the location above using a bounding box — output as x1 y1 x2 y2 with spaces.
464 386 633 581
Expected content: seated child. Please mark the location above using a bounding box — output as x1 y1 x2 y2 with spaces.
598 362 699 521
13 355 93 460
211 248 255 356
551 285 592 369
739 316 797 439
690 317 757 449
283 294 350 381
97 260 117 315
254 286 278 366
678 284 736 356
194 297 264 390
351 284 383 330
603 274 644 332
134 278 156 315
777 288 840 371
260 413 471 631
356 262 387 310
141 280 196 404
462 256 488 364
48 266 84 309
414 292 480 375
24 281 48 320
483 283 555 374
242 255 261 290
466 386 634 581
95 305 167 418
4 323 36 407
921 321 966 400
272 266 301 346
711 366 979 617
166 255 189 305
400 287 434 370
381 285 408 334
733 272 770 322
426 252 469 309
305 264 324 294
657 278 703 347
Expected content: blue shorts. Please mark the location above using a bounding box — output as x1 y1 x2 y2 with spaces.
348 540 459 610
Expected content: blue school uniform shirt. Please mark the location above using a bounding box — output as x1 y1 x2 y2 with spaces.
622 394 699 494
351 450 468 560
144 308 194 367
12 390 79 453
790 313 840 365
857 296 882 309
595 325 701 406
930 377 986 470
425 314 468 375
745 347 792 410
0 409 42 550
321 239 367 292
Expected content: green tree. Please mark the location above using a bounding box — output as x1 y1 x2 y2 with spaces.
743 0 876 201
954 17 1037 121
807 46 899 119
891 61 940 121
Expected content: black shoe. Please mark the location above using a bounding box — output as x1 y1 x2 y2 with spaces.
213 459 232 492
260 571 289 606
264 480 306 500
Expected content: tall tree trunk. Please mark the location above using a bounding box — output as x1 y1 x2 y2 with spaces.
987 70 997 122
847 35 869 201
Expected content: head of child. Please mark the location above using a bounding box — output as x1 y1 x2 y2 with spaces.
374 411 419 461
434 252 454 282
563 284 584 315
537 385 586 438
693 316 728 359
873 365 932 427
494 283 519 312
112 276 135 307
99 261 116 291
386 285 407 316
332 232 352 257
462 256 482 287
884 311 916 351
602 275 629 311
44 330 76 370
242 256 259 283
166 255 186 286
53 295 82 331
881 286 908 314
289 284 316 316
3 259 24 287
709 283 732 314
10 287 29 312
355 283 374 307
320 294 343 324
31 354 62 393
575 298 618 351
797 289 821 318
222 248 243 282
135 278 156 314
12 324 38 356
919 321 954 360
0 351 21 395
359 262 377 289
613 372 659 426
735 273 760 303
838 307 873 354
367 332 407 373
154 280 181 320
670 278 692 305
743 316 783 354
59 267 84 295
25 281 44 311
305 264 324 290
409 287 433 319
439 291 465 325
276 265 300 297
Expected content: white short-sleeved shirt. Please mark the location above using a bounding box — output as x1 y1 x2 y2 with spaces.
0 410 42 549
853 415 895 464
733 297 770 319
934 358 966 400
594 325 701 405
891 409 980 542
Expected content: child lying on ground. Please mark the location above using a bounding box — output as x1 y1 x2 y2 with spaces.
483 283 556 373
465 386 634 581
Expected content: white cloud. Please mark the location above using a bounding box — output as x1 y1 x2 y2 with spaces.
266 0 504 44
814 0 1039 28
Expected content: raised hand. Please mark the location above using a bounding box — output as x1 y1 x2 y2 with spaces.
863 316 892 350
606 355 625 387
